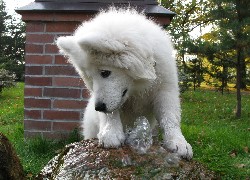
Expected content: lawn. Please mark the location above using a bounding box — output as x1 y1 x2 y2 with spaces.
181 89 250 179
0 83 249 179
0 83 80 178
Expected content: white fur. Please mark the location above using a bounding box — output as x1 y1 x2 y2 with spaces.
57 8 193 159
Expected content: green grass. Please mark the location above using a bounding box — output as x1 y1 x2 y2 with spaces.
0 82 24 128
15 129 81 178
0 83 249 178
0 83 80 178
0 83 25 155
181 90 250 179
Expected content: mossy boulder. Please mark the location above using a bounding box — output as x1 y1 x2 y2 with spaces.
37 139 217 179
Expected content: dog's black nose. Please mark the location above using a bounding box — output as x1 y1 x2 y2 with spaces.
95 102 107 112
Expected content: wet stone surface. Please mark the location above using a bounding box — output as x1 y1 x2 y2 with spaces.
37 139 217 179
125 117 153 154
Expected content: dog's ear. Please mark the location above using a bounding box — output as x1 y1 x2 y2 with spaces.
56 36 93 89
77 33 126 53
57 36 76 55
56 36 88 67
135 65 156 80
126 56 157 81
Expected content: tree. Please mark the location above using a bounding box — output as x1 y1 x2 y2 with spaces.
163 0 249 117
0 1 25 81
208 0 250 117
160 0 212 92
162 0 211 72
186 57 205 91
197 30 235 94
0 1 10 52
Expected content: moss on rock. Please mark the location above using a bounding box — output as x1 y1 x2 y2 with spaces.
37 139 217 179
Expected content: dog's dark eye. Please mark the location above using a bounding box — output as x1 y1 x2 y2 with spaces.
100 70 111 78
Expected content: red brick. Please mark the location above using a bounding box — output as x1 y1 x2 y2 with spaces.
24 87 43 97
25 55 53 64
55 55 69 65
25 76 52 86
46 22 79 32
24 120 51 131
24 131 43 138
26 22 45 32
42 132 71 139
25 98 51 108
25 110 42 119
25 66 43 75
53 99 87 109
44 88 81 98
148 16 171 26
25 44 43 54
45 44 59 54
21 12 93 22
25 131 68 139
22 12 54 21
53 77 84 87
24 127 81 139
45 66 77 76
53 13 93 22
82 89 90 98
26 34 55 43
43 110 80 120
53 122 80 131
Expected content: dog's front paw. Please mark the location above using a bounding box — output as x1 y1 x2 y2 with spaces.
164 136 193 160
98 127 125 148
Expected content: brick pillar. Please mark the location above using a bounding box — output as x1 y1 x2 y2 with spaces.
23 13 93 138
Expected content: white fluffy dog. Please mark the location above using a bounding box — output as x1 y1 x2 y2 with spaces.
57 8 193 159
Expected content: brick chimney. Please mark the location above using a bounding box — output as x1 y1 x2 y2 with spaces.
16 0 175 139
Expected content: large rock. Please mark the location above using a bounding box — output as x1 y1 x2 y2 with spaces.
37 139 217 179
0 132 25 180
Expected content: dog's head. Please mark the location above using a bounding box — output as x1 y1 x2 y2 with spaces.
56 9 157 112
57 36 135 112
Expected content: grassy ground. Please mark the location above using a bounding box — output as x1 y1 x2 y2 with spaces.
0 83 80 178
0 83 249 178
181 90 250 179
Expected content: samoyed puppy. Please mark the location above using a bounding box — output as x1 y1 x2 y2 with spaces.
57 8 193 159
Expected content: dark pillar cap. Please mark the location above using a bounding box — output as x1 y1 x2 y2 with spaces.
16 0 175 20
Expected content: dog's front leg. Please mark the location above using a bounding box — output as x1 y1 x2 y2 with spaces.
97 110 125 148
154 91 193 160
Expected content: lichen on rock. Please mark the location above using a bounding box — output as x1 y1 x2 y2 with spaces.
37 139 217 179
37 117 217 179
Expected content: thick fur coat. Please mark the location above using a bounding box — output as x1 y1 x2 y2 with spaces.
57 8 193 159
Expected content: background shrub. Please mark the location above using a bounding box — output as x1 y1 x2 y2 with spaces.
0 68 16 93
